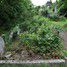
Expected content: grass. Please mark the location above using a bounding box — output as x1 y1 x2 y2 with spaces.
35 16 67 30
0 63 66 67
49 18 67 30
63 50 67 57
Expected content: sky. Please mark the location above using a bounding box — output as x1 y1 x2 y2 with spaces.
31 0 56 6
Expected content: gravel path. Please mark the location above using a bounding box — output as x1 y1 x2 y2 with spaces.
60 30 67 50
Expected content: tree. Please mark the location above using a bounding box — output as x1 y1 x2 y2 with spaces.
0 0 33 33
59 0 67 17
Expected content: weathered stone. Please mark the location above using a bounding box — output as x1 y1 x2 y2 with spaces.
0 36 5 57
13 53 21 60
5 52 12 59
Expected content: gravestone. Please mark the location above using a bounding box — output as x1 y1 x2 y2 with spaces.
0 36 5 57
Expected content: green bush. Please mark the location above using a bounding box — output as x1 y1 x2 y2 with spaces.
50 14 59 21
63 50 67 57
41 9 48 17
19 17 63 59
0 0 33 32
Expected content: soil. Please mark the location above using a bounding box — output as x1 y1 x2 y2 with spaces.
4 45 43 60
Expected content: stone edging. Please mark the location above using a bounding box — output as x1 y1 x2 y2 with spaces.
0 59 65 64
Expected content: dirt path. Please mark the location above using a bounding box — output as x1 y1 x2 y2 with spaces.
60 30 67 50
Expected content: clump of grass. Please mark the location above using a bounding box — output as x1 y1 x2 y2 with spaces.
63 50 67 57
0 63 65 67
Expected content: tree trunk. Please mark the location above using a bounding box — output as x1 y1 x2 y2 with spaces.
54 0 57 14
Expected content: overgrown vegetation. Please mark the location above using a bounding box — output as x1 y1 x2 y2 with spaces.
0 0 67 60
0 0 33 33
19 16 64 59
0 63 66 67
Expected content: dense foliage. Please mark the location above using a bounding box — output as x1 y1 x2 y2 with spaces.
59 0 67 17
0 0 65 59
0 0 33 32
19 16 63 59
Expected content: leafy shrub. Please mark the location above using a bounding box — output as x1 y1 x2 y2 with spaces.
50 14 59 21
63 50 67 57
0 0 33 32
59 16 66 21
2 33 11 44
2 32 13 51
19 17 63 59
59 0 67 17
41 9 49 17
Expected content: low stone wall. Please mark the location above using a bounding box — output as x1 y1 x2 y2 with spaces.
0 59 66 67
0 59 65 64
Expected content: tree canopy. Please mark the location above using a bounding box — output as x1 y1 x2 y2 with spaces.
59 0 67 17
0 0 33 33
